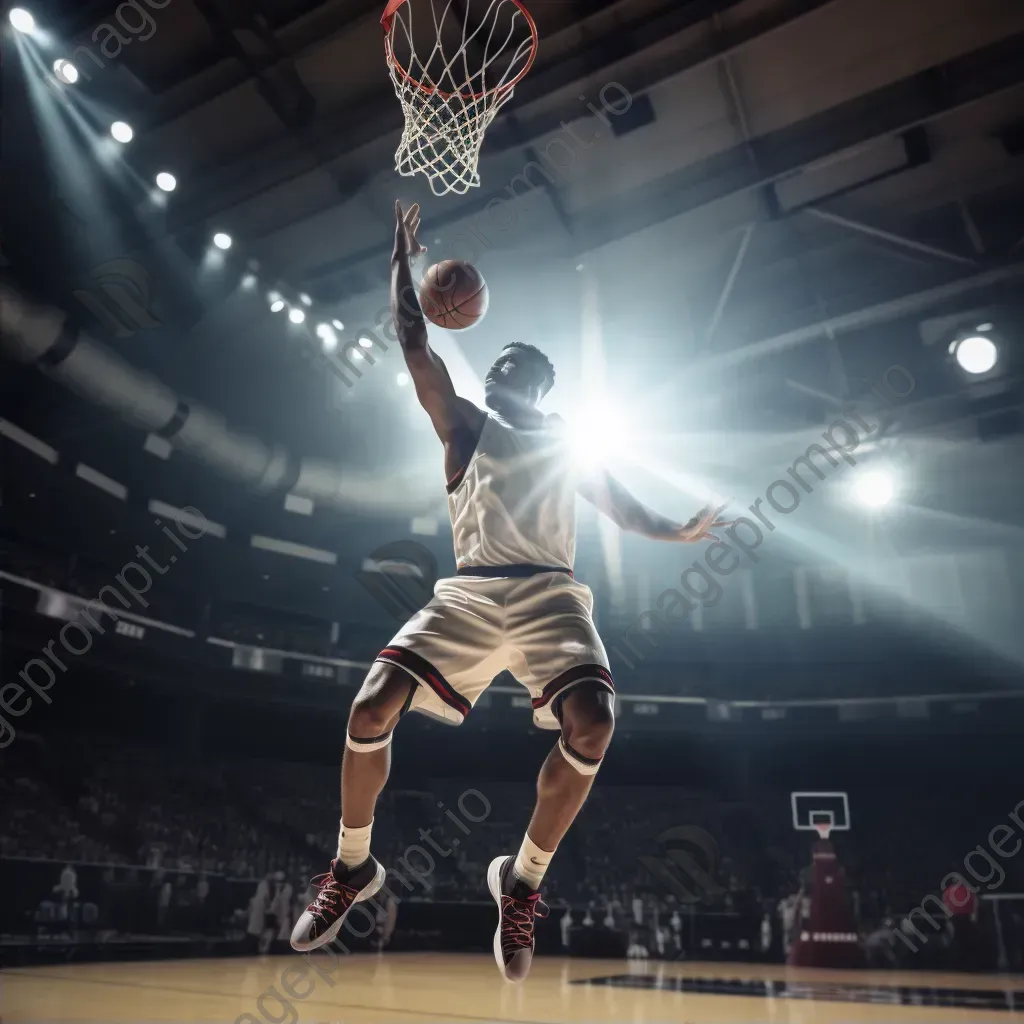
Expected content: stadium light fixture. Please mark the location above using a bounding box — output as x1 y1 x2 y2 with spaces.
9 8 35 33
110 122 133 144
155 172 177 192
954 335 997 375
288 308 306 324
54 59 78 83
853 469 894 508
213 232 232 250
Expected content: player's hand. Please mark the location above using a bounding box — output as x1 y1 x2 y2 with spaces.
673 502 734 542
394 200 427 261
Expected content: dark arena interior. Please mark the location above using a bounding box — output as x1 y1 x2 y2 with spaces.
2 0 1024 1021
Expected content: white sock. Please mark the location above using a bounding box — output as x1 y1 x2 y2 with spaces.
513 833 554 890
338 819 373 869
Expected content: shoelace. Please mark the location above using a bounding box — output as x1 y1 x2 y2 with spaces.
308 872 359 924
500 893 549 956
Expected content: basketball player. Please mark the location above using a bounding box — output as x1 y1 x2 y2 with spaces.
291 201 732 982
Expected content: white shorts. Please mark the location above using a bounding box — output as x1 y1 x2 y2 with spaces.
375 570 614 731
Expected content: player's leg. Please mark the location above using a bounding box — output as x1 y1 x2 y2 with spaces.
487 684 614 981
293 576 501 953
290 663 413 952
491 574 616 981
522 682 615 863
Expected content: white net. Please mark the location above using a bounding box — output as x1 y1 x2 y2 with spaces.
382 0 538 196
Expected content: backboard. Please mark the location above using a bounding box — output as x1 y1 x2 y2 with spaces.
791 791 850 840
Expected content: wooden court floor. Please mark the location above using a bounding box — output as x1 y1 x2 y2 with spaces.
4 953 1024 1023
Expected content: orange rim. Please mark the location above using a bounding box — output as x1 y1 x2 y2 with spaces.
382 0 538 103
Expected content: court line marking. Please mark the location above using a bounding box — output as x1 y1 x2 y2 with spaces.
0 968 558 1024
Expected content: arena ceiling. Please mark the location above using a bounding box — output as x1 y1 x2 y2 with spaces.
2 0 1024 695
2 0 1023 542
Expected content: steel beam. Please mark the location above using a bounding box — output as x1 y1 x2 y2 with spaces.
805 207 976 267
696 262 1024 371
300 31 1024 298
705 222 756 346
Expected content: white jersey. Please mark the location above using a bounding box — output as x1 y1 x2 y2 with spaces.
448 414 577 570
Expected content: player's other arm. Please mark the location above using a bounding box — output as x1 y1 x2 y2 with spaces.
390 200 484 443
578 470 732 543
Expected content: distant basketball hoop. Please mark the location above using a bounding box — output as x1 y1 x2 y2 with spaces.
382 0 539 195
813 821 832 841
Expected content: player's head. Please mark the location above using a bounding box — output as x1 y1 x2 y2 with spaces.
484 343 556 412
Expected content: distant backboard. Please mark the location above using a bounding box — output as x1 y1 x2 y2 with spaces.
791 792 850 837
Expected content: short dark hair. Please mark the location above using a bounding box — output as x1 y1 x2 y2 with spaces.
505 342 556 395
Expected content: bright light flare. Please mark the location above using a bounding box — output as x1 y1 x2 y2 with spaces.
9 8 35 32
213 232 232 250
54 59 78 83
955 335 997 375
270 299 285 313
853 469 895 508
155 172 176 192
288 308 305 324
110 121 133 143
565 399 629 470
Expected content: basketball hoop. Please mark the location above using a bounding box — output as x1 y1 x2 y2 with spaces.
813 822 832 841
382 0 539 196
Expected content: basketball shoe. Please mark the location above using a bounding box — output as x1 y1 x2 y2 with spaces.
486 855 549 982
290 856 386 952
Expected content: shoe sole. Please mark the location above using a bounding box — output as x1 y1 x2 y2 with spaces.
487 855 513 982
290 860 386 953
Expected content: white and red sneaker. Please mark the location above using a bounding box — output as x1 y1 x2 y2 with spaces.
290 856 385 952
486 855 549 983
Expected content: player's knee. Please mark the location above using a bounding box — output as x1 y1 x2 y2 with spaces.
560 688 615 760
348 665 414 738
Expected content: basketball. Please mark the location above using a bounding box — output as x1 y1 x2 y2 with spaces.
418 260 489 330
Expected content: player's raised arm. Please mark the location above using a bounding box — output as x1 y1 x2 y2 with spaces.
578 470 733 543
391 201 483 443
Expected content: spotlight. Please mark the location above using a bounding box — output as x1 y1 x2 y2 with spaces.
155 172 176 192
955 335 997 375
332 319 344 330
299 293 312 306
397 372 410 387
213 232 232 250
270 299 285 313
288 308 305 324
54 60 78 84
9 8 35 33
315 323 332 339
241 273 257 289
853 469 894 509
358 335 374 349
322 333 338 354
566 399 629 470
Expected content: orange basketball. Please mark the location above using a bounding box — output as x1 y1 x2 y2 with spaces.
418 260 489 330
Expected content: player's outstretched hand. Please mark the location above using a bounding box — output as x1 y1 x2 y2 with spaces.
394 200 427 261
674 502 735 542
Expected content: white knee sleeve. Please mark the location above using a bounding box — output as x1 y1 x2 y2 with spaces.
557 735 603 776
346 729 394 754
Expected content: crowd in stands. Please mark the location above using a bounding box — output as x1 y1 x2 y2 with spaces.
2 730 1020 971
